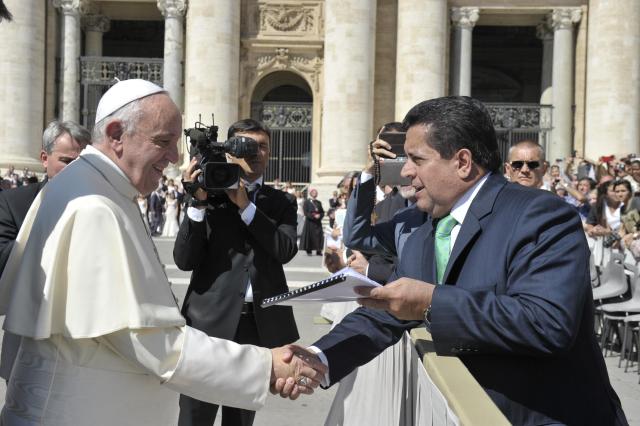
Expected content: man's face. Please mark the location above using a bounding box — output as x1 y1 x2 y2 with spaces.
229 131 270 181
505 146 546 188
118 94 181 195
400 124 462 218
310 189 318 198
631 162 640 182
41 132 85 179
577 179 591 194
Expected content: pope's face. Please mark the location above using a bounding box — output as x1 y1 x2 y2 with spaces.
120 94 181 195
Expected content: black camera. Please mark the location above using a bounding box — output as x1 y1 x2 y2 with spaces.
603 232 621 248
378 132 411 186
184 118 258 192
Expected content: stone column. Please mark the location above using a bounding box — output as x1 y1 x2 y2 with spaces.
450 7 479 97
585 0 640 158
536 21 554 95
317 0 376 184
548 8 581 162
395 0 447 119
0 0 46 171
54 0 82 122
82 14 109 56
158 0 186 110
184 0 240 167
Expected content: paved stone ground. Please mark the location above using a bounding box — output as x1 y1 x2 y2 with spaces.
0 236 638 425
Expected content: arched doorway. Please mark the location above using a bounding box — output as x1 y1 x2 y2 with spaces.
251 72 313 185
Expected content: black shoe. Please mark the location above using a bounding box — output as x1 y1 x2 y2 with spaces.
316 252 323 256
306 252 313 256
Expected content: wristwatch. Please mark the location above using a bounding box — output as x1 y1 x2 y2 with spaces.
423 304 433 330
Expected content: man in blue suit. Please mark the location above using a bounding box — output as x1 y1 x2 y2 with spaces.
307 97 627 425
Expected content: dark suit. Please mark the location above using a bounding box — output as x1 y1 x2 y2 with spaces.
174 184 299 426
0 181 46 273
0 180 46 380
314 174 627 425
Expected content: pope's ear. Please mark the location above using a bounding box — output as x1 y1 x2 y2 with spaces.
104 120 125 154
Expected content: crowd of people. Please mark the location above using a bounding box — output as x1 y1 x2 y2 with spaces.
0 77 631 425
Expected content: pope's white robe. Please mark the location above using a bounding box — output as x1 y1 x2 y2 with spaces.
0 146 272 425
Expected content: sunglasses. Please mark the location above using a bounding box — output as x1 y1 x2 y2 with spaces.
510 161 540 170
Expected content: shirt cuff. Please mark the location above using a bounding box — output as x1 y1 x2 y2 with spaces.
360 171 373 183
187 206 206 222
240 202 256 225
308 346 330 387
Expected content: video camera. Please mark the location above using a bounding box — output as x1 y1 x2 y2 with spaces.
184 117 259 193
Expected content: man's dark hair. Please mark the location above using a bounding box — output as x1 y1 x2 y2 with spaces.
402 96 501 172
0 1 12 22
227 118 271 140
377 121 404 134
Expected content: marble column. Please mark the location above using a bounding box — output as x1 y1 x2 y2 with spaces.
184 0 240 168
395 0 447 120
318 0 376 184
82 14 109 56
157 0 186 110
450 7 479 97
548 8 581 162
536 21 554 95
54 0 82 122
0 0 47 171
585 0 640 158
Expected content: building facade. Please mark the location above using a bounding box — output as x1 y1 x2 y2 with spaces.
1 0 639 194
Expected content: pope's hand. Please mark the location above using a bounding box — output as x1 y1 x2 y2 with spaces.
270 345 327 400
356 277 435 320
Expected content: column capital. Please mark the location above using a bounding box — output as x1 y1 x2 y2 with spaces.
536 21 553 41
157 0 187 19
548 8 581 31
451 7 479 30
53 0 83 16
82 14 110 33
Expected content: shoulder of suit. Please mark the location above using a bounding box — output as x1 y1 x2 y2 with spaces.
0 182 42 202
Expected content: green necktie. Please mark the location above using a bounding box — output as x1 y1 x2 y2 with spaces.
435 214 458 284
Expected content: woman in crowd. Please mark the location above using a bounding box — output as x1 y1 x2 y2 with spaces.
585 180 622 239
161 191 180 237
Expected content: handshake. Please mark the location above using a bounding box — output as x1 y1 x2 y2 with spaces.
269 345 326 400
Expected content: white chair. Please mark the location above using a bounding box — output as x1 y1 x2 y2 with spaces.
592 252 628 301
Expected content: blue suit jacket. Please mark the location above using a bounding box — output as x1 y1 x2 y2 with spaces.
343 178 425 258
314 174 627 426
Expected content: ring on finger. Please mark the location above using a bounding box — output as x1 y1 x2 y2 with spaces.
296 376 310 387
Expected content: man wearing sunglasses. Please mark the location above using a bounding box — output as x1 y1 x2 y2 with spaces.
504 140 548 189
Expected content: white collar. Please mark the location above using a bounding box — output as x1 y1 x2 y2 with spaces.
80 145 138 200
243 176 263 191
450 173 490 226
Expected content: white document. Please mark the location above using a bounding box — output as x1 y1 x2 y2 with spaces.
261 267 381 306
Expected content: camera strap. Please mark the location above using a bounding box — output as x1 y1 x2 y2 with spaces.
369 141 381 225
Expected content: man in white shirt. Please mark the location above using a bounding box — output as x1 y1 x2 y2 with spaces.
0 79 324 425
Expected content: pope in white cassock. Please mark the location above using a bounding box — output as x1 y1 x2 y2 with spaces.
0 80 324 425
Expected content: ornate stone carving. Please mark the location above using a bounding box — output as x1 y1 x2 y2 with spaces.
258 3 319 34
53 0 82 15
549 8 581 31
253 48 323 91
157 0 187 19
82 14 110 33
536 21 553 41
451 7 479 30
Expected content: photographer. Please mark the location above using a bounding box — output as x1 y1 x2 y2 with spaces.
342 122 425 284
174 119 299 426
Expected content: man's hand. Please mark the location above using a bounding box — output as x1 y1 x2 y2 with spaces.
356 278 435 320
270 345 327 400
364 139 396 174
183 158 207 202
347 250 369 276
225 181 250 211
